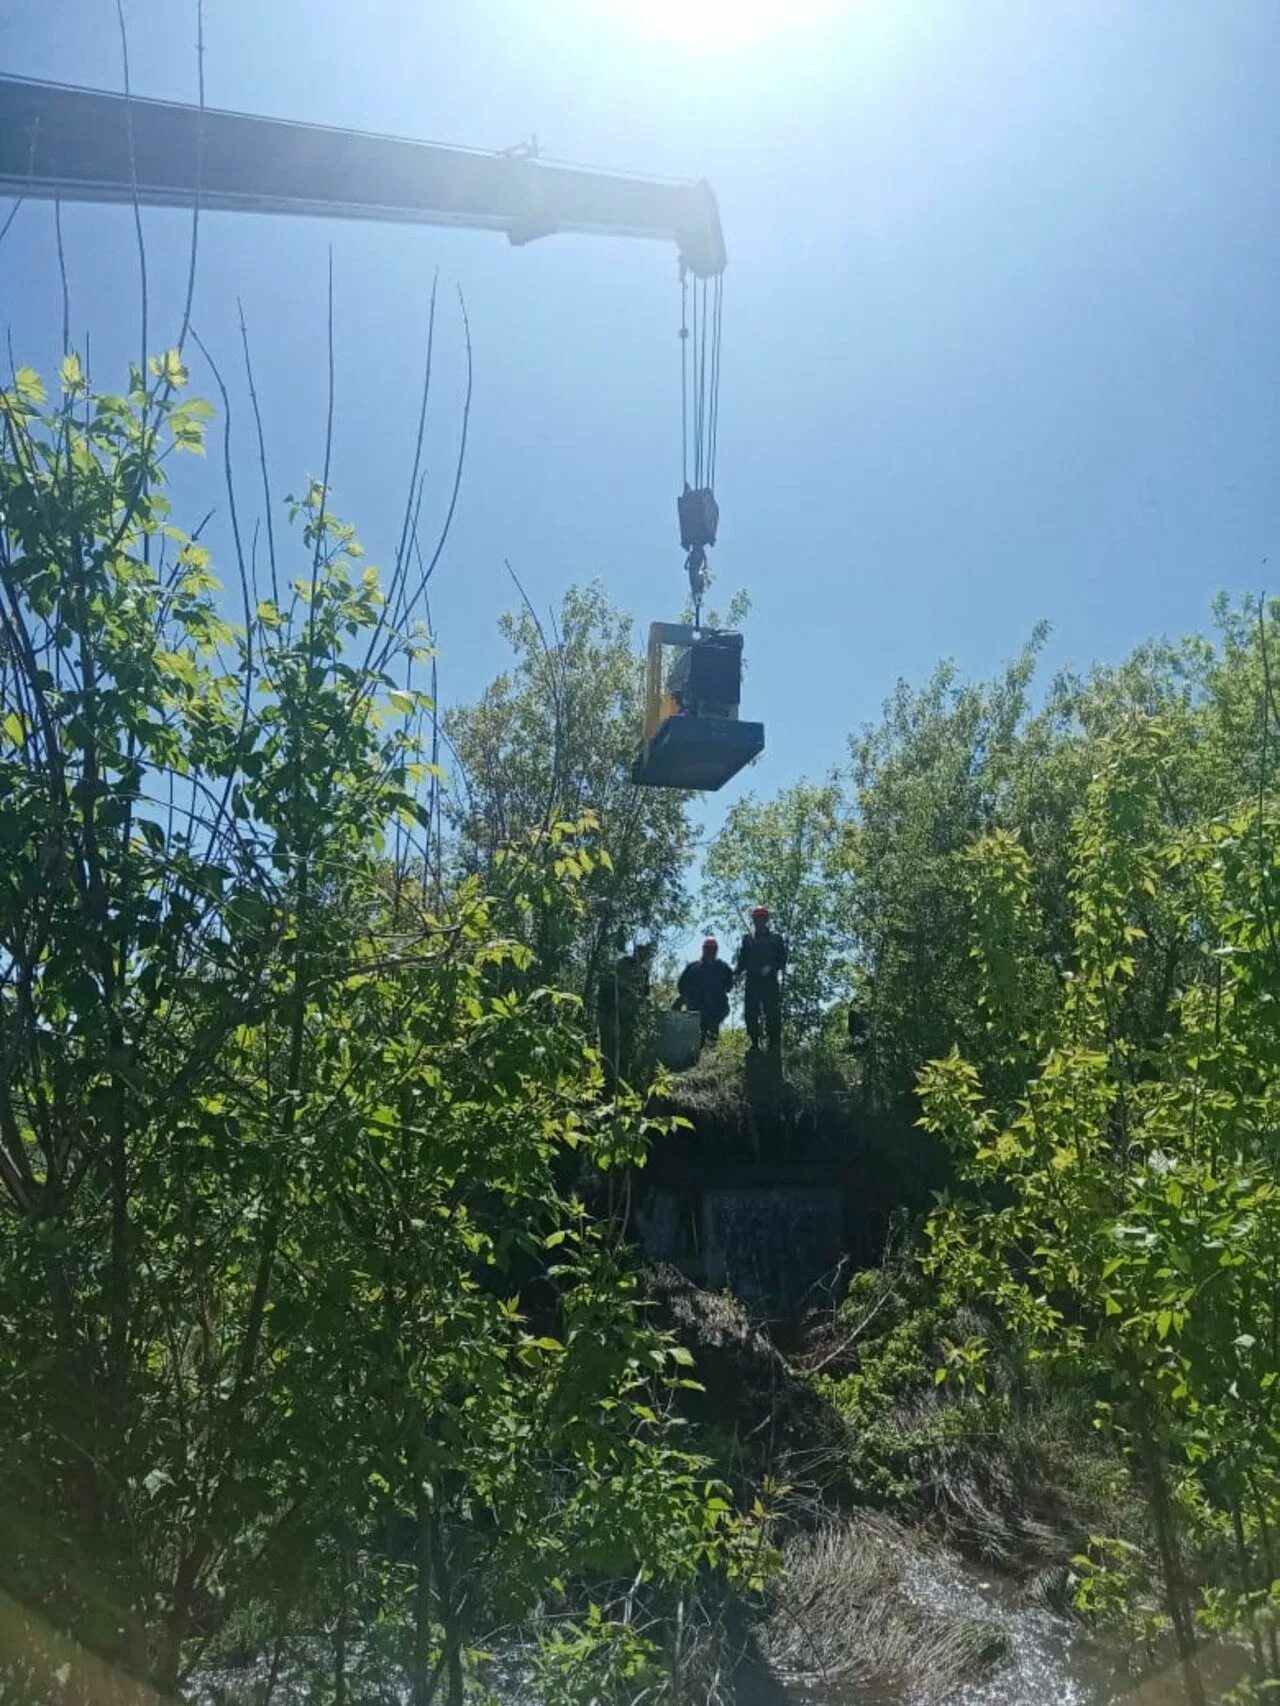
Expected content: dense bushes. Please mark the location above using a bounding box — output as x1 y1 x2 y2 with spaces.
0 358 761 1704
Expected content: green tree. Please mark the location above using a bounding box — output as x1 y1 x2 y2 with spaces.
920 695 1280 1703
840 607 1280 1111
840 636 1055 1105
445 582 694 1000
0 359 763 1704
702 778 851 1046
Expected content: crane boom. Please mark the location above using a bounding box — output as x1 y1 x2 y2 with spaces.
0 75 726 278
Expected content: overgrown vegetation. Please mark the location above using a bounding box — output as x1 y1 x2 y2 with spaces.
721 599 1280 1700
6 329 1280 1706
918 701 1280 1704
0 357 767 1704
810 1260 1135 1560
444 571 1280 1702
445 581 694 1007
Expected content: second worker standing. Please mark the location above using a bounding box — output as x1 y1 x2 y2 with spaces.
735 905 787 1055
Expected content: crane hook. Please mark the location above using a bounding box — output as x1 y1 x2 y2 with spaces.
685 545 708 626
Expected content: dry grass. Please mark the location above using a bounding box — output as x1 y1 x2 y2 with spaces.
758 1515 1011 1700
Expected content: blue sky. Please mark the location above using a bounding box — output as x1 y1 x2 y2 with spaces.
3 0 1278 846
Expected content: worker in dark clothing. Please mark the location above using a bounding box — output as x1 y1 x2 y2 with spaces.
676 937 735 1045
735 905 787 1054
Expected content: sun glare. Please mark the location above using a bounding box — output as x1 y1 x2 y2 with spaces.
601 0 837 47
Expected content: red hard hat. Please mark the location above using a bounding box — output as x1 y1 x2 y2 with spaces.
702 937 718 954
750 906 770 921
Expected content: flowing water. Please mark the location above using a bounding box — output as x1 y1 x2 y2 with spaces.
782 1549 1249 1706
187 1551 1250 1706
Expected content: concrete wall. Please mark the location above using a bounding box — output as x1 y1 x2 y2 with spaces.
634 1172 843 1313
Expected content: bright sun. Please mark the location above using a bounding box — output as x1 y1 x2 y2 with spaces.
604 0 836 46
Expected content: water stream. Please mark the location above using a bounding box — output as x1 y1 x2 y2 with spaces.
188 1551 1250 1706
782 1550 1249 1706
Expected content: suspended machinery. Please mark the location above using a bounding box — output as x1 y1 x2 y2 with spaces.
0 73 763 791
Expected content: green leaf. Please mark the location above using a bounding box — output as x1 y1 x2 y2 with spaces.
155 650 199 689
149 348 189 388
14 365 45 403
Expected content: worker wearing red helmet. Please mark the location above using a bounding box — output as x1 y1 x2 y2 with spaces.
675 937 735 1045
735 906 788 1054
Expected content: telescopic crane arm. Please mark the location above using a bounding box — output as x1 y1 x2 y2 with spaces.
0 75 726 278
0 73 751 793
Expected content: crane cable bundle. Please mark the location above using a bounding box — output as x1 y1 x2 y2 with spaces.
678 265 724 626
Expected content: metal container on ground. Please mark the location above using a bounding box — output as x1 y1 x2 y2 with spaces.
656 1009 702 1071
